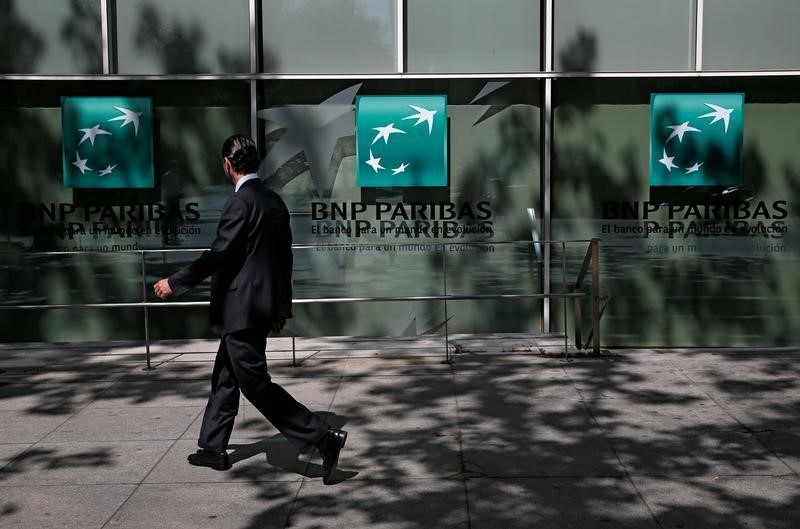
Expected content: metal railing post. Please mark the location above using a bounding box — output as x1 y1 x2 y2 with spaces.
562 241 568 358
442 243 451 364
141 251 153 370
591 238 601 355
291 317 297 367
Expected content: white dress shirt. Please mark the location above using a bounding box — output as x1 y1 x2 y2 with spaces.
235 173 261 193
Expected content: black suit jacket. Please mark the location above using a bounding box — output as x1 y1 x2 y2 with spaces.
167 179 293 335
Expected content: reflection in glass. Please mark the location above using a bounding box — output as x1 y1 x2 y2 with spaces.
0 0 102 74
552 78 800 347
703 0 800 70
406 0 539 73
258 80 541 335
261 0 396 73
0 81 249 341
117 0 250 74
554 0 693 72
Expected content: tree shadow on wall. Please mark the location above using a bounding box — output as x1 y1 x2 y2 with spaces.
551 28 798 347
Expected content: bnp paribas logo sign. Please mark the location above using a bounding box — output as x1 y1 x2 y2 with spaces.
61 96 154 188
649 93 744 187
355 95 447 188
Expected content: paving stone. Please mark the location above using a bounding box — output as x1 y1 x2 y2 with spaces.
0 381 115 413
0 484 135 529
633 475 800 529
0 440 172 485
584 397 741 436
104 482 298 529
288 478 468 528
86 379 211 408
330 376 458 437
461 431 624 478
457 395 597 440
754 430 800 475
0 443 31 470
0 410 74 443
467 476 658 529
607 430 790 477
711 397 800 433
42 407 201 442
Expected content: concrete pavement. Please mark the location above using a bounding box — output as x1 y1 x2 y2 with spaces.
0 335 798 528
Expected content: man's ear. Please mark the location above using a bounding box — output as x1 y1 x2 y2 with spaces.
223 157 233 181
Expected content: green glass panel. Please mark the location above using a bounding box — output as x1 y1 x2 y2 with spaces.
261 0 396 73
407 0 539 73
258 79 541 336
0 0 102 74
116 0 250 74
554 0 693 71
552 78 800 347
703 0 800 70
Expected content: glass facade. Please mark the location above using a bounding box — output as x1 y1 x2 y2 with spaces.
261 0 396 73
0 0 103 74
0 1 798 347
406 0 540 73
553 0 694 71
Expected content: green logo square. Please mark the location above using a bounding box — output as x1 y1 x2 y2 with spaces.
62 96 154 188
649 93 744 187
356 95 448 187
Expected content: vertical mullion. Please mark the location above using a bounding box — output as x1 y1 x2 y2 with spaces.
100 0 111 74
541 0 554 332
694 0 704 71
543 0 554 72
250 0 260 142
396 0 405 73
542 78 553 333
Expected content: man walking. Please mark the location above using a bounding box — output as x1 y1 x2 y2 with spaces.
153 134 346 485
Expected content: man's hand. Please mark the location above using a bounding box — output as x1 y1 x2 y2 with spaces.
271 319 286 335
153 279 173 300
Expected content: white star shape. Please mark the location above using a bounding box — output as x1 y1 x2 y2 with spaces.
71 152 92 174
78 124 112 146
391 162 410 175
365 150 384 173
698 103 734 133
666 121 701 143
108 106 143 136
658 148 679 172
98 164 117 176
402 105 437 134
371 123 405 145
685 162 704 174
367 149 386 173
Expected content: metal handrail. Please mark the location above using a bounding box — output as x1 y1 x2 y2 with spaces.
0 239 602 365
573 239 604 355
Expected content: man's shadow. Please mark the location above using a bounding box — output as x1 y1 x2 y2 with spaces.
227 412 358 485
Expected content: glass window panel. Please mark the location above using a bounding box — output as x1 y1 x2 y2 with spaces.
703 0 800 70
406 0 539 73
0 0 102 74
552 78 800 347
261 0 396 73
257 79 541 335
0 80 249 342
116 0 250 74
554 0 694 72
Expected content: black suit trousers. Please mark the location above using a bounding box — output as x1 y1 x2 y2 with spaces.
198 327 329 452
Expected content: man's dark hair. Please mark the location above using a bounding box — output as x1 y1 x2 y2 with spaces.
222 134 260 175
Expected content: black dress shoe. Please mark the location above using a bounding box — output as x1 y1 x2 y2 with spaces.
318 428 347 485
187 449 231 471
